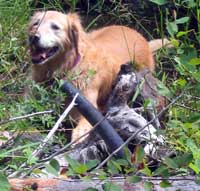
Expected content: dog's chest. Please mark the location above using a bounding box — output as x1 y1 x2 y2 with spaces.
65 68 97 91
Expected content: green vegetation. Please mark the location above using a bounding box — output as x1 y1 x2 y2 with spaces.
0 0 199 190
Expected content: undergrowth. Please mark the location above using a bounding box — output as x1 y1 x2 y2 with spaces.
0 0 199 190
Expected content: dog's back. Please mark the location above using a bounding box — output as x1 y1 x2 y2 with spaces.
89 25 154 71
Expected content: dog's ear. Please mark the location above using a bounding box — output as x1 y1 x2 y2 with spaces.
67 13 83 55
68 24 79 55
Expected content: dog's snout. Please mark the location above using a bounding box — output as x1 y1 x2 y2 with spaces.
29 34 40 45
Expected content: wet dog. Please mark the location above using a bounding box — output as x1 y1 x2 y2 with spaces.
28 11 168 141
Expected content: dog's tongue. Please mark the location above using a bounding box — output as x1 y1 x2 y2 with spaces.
31 48 49 63
32 52 47 60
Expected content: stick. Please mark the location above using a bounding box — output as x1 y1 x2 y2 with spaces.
0 110 53 125
8 94 78 178
32 93 79 157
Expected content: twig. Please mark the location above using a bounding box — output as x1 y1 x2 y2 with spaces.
8 94 78 178
22 114 109 177
54 175 196 182
31 93 79 157
174 103 200 112
95 87 187 169
21 130 93 178
39 129 92 163
0 110 54 125
39 114 108 163
185 95 200 100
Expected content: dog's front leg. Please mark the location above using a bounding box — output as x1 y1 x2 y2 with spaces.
71 89 99 142
71 117 93 142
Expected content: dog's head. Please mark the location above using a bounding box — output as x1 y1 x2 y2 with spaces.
28 11 81 65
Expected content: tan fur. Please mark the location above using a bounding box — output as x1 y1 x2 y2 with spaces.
149 38 172 53
90 25 155 71
28 11 168 141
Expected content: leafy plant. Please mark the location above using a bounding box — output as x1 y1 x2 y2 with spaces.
0 172 10 191
0 0 199 189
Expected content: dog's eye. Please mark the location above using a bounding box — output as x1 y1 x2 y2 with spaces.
51 23 60 30
33 21 39 27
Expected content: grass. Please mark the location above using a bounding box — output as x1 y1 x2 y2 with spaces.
0 0 199 184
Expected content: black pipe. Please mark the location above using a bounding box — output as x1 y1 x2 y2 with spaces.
61 81 125 158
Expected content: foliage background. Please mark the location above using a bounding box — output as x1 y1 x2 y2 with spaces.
0 0 199 189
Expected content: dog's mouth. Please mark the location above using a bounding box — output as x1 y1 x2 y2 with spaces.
30 46 59 64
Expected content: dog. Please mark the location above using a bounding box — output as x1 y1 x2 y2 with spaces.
28 11 169 141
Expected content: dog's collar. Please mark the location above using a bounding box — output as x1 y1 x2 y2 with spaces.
72 53 81 68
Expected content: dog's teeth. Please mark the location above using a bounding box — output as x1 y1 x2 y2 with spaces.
41 53 47 59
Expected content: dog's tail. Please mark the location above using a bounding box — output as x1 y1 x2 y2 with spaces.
149 38 172 54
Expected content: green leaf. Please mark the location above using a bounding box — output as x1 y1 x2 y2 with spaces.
189 163 200 174
153 166 169 177
45 163 59 177
189 58 200 66
0 173 10 191
139 166 152 176
176 30 190 38
85 160 99 171
164 157 178 169
131 78 145 103
65 155 80 168
149 0 167 5
49 159 60 172
157 81 172 97
93 169 107 180
107 160 120 175
32 168 43 175
115 159 129 166
75 164 88 174
111 160 122 171
166 21 178 37
143 99 151 111
174 153 193 167
187 0 196 8
174 78 187 88
175 47 198 72
144 181 153 191
160 180 171 188
194 159 200 172
135 145 145 163
186 139 198 153
85 188 99 191
170 38 180 47
65 155 87 174
128 175 142 183
102 182 122 191
175 17 189 24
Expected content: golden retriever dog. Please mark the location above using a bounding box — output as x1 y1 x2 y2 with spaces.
28 11 168 141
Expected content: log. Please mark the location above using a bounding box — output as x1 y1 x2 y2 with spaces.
61 82 125 158
6 63 167 178
9 177 200 191
42 64 166 174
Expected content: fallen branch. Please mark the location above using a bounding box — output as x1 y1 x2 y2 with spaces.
8 94 78 178
95 85 187 169
32 93 78 157
9 176 199 191
0 110 54 125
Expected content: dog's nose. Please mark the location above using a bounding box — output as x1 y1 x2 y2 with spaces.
29 34 40 45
